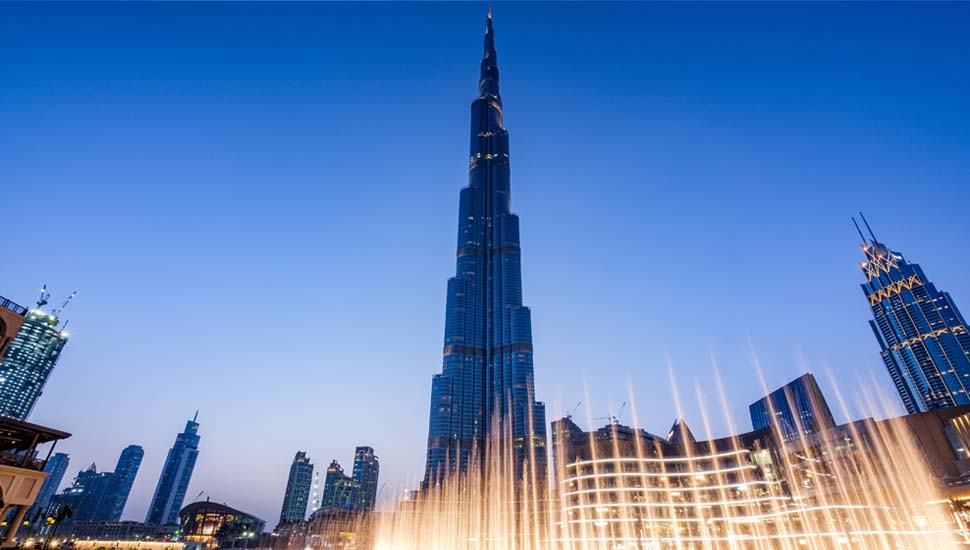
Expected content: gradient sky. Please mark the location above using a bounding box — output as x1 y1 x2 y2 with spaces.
2 1 969 526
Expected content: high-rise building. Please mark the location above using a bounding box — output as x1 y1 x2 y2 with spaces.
0 308 69 420
423 8 547 488
0 294 27 359
50 445 143 522
749 373 836 440
320 459 358 510
146 414 201 525
53 463 115 522
28 452 70 517
351 446 379 511
108 445 144 520
278 451 314 524
855 214 970 414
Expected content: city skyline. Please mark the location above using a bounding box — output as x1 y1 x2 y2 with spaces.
3 1 969 525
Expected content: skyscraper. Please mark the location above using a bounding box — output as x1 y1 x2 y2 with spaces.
279 451 314 524
108 444 144 520
146 414 201 525
749 373 836 440
320 459 358 510
49 446 143 522
54 463 115 522
0 308 69 420
29 452 70 517
351 446 379 511
423 8 547 488
855 214 970 414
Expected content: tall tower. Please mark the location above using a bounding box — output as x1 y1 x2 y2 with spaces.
351 446 379 511
278 451 314 524
108 444 144 521
146 414 201 525
855 215 970 413
423 9 547 487
0 308 69 420
320 459 358 509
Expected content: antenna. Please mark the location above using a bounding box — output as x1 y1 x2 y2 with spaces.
859 212 878 242
851 217 867 244
36 285 50 310
52 291 77 317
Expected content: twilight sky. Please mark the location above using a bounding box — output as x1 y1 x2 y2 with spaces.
2 1 969 526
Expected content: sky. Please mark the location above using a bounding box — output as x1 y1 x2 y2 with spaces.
2 1 970 527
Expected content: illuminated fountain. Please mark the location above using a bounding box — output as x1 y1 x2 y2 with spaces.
372 371 966 550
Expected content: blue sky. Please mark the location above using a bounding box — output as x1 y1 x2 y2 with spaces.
2 1 969 525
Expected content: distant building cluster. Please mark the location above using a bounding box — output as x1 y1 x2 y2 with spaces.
271 447 380 550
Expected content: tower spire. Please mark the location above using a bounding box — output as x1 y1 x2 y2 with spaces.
859 211 878 242
852 217 867 245
479 6 500 100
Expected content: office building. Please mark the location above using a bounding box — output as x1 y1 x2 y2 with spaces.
51 445 142 523
0 307 69 420
109 445 144 520
350 447 379 511
855 214 970 413
278 451 313 524
146 414 201 525
749 373 836 440
320 460 358 510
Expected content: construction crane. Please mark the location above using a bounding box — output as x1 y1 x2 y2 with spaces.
565 401 582 420
36 285 50 310
52 291 77 318
593 401 627 425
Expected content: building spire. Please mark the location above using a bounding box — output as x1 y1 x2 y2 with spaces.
852 217 867 245
859 211 878 242
479 6 500 100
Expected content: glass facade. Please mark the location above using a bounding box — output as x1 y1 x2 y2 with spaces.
423 9 547 487
856 217 970 413
279 451 314 524
146 416 201 525
351 446 379 511
749 373 836 440
320 460 358 510
109 445 144 521
0 309 69 420
50 446 143 522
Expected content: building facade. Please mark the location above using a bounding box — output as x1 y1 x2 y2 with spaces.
0 308 69 420
278 451 313 524
146 415 201 525
109 445 144 521
855 215 970 413
51 445 142 523
749 373 836 440
320 460 358 510
423 8 547 488
551 410 961 548
350 446 379 511
179 501 264 550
